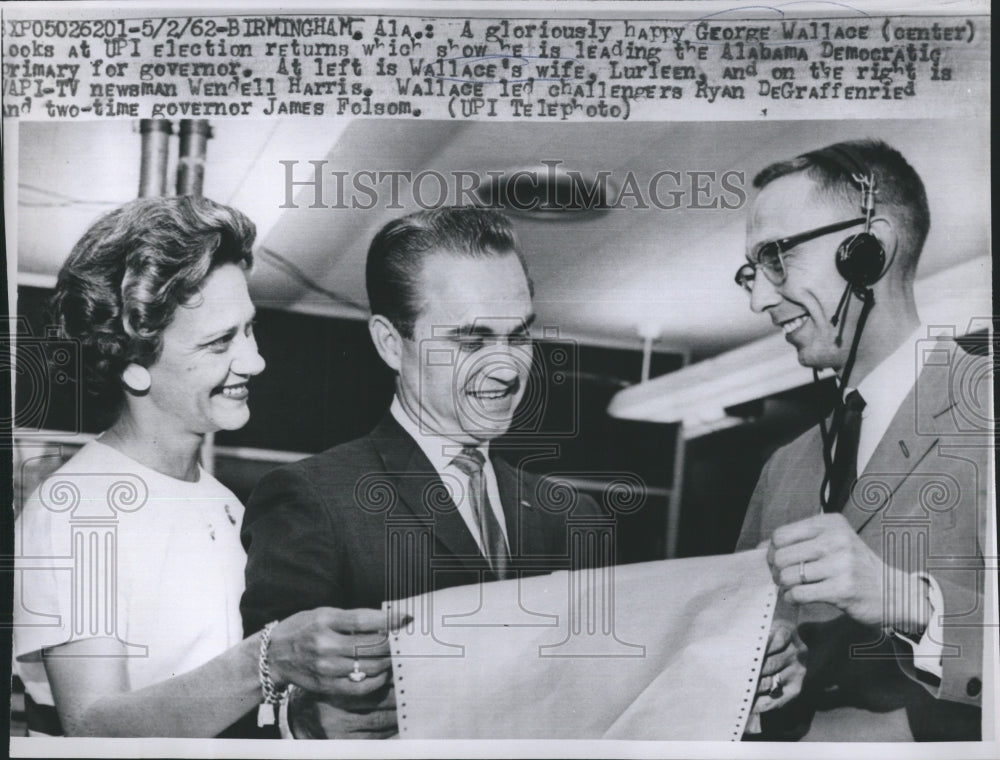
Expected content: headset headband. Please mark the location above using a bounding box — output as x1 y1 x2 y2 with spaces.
804 143 877 229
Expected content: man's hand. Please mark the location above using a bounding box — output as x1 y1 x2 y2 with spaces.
266 607 395 696
752 617 806 715
288 682 398 739
768 513 929 633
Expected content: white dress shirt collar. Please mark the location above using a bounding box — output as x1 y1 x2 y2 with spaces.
388 396 509 553
389 396 490 470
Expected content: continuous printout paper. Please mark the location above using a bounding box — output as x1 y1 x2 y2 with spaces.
385 547 776 740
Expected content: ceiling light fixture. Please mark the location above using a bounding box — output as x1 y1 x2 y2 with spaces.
475 165 619 220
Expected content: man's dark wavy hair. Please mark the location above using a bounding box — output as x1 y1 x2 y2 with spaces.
365 205 532 338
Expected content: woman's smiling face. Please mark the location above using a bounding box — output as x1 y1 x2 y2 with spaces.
144 263 265 436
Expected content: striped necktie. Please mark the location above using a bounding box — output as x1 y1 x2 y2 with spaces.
451 447 510 579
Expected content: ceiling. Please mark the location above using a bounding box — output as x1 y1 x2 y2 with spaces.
14 117 991 361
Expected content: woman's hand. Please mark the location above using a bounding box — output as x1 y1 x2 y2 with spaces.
267 607 403 739
266 607 396 697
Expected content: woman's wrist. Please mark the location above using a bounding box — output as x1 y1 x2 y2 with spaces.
260 621 290 690
261 621 290 690
256 621 291 727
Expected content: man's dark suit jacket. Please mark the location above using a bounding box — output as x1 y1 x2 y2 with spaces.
737 338 989 741
241 412 604 636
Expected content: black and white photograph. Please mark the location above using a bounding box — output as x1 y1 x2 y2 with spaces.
2 1 994 758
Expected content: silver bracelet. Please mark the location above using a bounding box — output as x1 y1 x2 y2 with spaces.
257 620 289 726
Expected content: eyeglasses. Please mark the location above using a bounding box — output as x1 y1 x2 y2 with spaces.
734 217 866 293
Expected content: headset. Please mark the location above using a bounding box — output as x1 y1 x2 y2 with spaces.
806 144 886 510
821 144 887 289
804 144 888 350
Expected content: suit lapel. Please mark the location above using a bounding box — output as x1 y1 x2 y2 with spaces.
778 427 828 528
493 454 546 559
842 349 951 535
369 414 484 566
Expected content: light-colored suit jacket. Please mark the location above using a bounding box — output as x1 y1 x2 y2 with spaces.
737 337 990 741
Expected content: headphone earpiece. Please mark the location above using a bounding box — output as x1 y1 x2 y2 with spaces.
819 144 887 289
836 231 885 288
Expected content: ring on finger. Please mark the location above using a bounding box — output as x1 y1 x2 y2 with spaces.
769 673 783 698
799 561 807 585
348 660 367 683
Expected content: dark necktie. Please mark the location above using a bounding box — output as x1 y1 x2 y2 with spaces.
451 447 510 579
827 389 866 513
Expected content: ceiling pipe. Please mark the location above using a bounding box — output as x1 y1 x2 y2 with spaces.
137 119 172 198
174 119 215 471
176 119 212 197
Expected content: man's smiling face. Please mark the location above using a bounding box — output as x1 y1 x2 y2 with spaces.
746 173 861 372
396 249 534 444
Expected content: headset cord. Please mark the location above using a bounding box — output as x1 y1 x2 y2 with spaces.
831 282 853 346
817 286 875 511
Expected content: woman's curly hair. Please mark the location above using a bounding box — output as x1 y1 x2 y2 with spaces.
50 196 256 417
